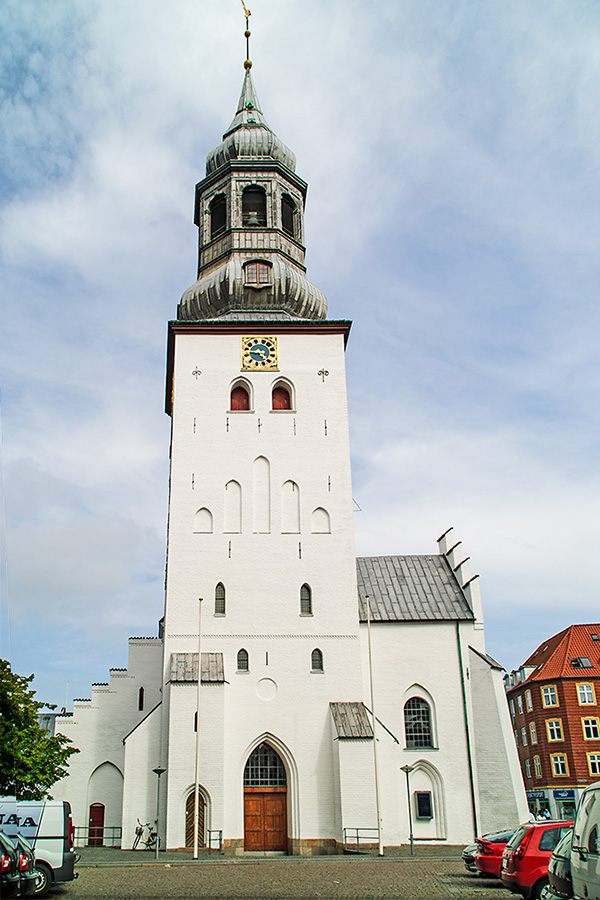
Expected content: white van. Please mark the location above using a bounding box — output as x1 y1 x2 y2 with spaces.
0 797 77 896
572 780 600 900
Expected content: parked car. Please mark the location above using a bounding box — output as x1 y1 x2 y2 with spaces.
0 830 20 899
463 840 479 873
501 820 573 899
12 834 39 897
475 828 517 878
540 828 573 900
571 779 600 900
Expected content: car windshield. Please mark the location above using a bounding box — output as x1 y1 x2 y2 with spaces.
482 829 516 843
506 825 530 849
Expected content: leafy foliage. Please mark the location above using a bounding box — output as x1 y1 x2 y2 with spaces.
0 659 78 800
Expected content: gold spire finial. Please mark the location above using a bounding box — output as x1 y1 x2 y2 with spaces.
241 0 252 69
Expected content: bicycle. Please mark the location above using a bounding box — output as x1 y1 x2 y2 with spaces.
132 818 158 850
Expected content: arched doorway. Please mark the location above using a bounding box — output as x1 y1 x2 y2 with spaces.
185 792 205 849
88 803 105 846
244 742 287 851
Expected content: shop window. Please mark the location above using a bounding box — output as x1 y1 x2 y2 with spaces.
242 186 266 227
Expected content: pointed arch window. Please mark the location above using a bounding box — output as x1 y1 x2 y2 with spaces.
214 583 226 616
404 697 433 748
244 742 286 786
210 194 226 238
242 186 266 227
272 386 291 410
300 584 312 616
230 385 250 411
237 648 249 671
281 194 296 237
311 648 324 672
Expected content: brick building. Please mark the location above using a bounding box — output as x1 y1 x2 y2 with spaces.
505 624 600 819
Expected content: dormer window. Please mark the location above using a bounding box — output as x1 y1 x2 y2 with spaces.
210 194 226 238
281 194 295 237
242 186 266 227
245 262 271 285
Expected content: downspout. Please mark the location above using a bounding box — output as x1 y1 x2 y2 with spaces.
456 621 479 837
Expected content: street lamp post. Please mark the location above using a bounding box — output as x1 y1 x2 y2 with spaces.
400 764 415 856
152 766 166 859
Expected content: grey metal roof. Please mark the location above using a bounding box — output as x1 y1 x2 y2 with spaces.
469 646 504 670
330 702 373 739
170 652 225 683
356 555 474 623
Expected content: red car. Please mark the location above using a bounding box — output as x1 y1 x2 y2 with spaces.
501 821 573 899
475 828 516 878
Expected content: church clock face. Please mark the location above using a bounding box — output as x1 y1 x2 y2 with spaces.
241 336 278 370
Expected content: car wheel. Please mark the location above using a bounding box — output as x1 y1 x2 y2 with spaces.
532 878 549 899
34 863 53 897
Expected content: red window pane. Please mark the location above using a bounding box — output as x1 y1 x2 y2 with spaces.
272 387 291 410
231 386 249 410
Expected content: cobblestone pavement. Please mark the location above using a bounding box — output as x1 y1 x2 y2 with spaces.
56 852 511 900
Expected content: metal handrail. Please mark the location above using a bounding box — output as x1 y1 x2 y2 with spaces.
207 829 223 852
343 827 379 853
73 826 122 847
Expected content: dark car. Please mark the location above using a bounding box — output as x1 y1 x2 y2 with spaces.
501 820 574 899
12 833 39 897
0 830 20 899
541 828 573 900
475 828 517 879
463 840 479 873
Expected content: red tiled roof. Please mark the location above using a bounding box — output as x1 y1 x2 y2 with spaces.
523 624 600 681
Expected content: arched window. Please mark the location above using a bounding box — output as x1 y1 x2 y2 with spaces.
237 648 249 671
242 186 266 227
210 194 226 238
215 582 226 615
272 386 291 410
244 743 286 786
300 584 312 616
281 194 295 237
245 261 271 285
138 687 144 711
311 648 323 672
404 697 433 748
231 385 250 411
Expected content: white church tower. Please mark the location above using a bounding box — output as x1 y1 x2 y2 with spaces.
52 36 528 856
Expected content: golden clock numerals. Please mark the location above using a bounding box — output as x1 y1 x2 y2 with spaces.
241 336 278 370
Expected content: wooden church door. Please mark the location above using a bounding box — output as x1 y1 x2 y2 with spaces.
87 803 105 846
243 743 288 852
185 791 205 848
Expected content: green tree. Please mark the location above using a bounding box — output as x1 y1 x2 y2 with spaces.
0 659 78 799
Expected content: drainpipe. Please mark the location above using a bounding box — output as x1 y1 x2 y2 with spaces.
456 622 479 837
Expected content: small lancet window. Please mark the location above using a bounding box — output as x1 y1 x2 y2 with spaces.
300 584 312 616
237 648 249 671
245 262 271 285
138 687 144 711
215 582 226 615
272 386 291 410
242 186 266 227
281 194 295 237
210 194 226 238
231 385 250 411
311 648 324 672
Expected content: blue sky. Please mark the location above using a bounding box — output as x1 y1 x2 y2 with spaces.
1 0 599 708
